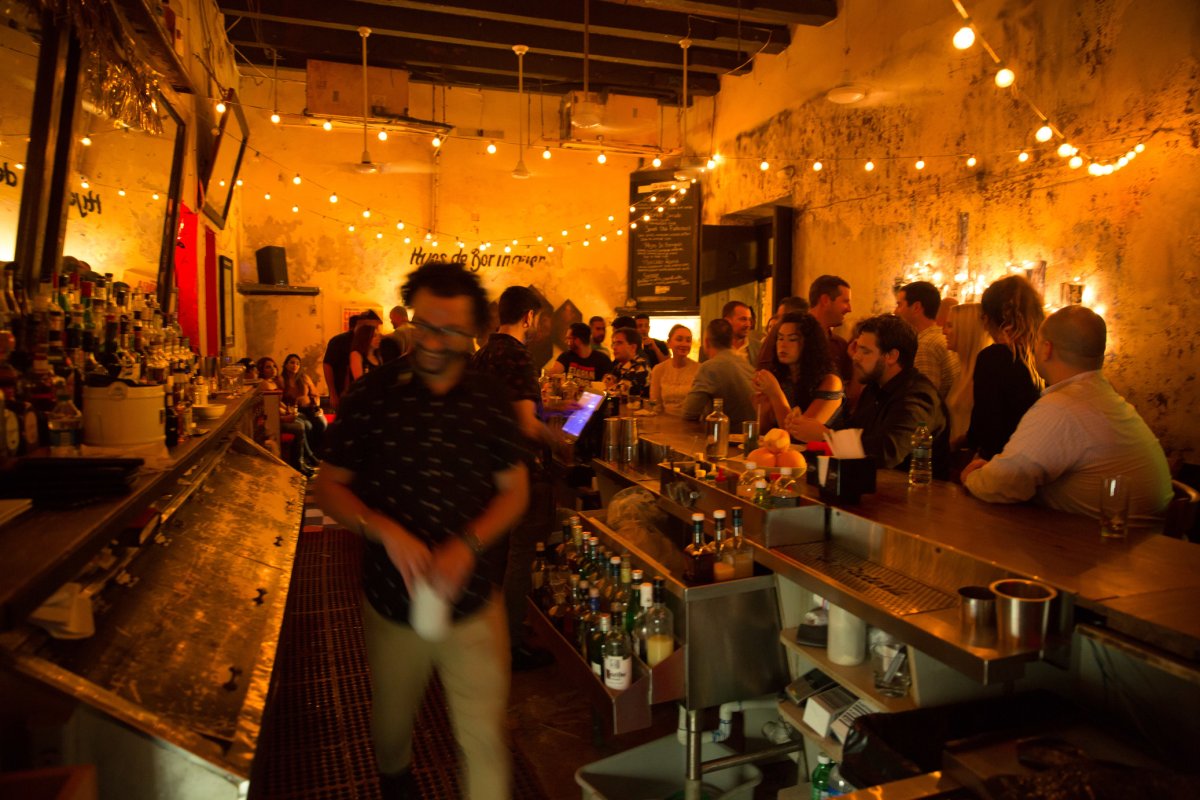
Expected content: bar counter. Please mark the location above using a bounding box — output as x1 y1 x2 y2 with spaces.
626 414 1200 665
0 390 263 630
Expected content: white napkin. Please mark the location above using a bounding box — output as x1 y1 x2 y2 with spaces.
824 428 866 459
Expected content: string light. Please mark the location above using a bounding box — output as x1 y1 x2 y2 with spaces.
362 208 371 219
432 135 442 147
1135 143 1145 153
1057 143 1077 158
953 25 976 49
271 112 281 125
536 235 543 242
376 232 383 239
543 146 552 160
706 157 716 169
431 240 438 247
600 235 607 242
585 223 592 230
293 173 302 185
486 141 497 154
117 188 125 196
378 130 388 141
616 229 623 236
322 120 333 131
397 221 405 230
236 179 243 187
152 193 160 200
80 177 89 189
348 224 355 232
652 155 662 167
1035 125 1054 143
547 245 554 252
865 159 875 171
561 229 568 236
216 99 227 114
14 163 23 170
504 245 511 253
81 134 92 146
812 160 823 171
1017 150 1030 163
403 236 411 244
583 239 590 247
995 67 1015 88
425 232 432 240
915 157 925 170
1069 155 1084 169
329 192 338 203
597 151 607 164
966 155 977 167
760 160 770 171
629 222 638 229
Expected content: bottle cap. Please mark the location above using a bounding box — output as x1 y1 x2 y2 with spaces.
712 509 726 519
818 754 831 764
632 569 644 581
610 556 621 565
755 479 767 488
692 513 704 522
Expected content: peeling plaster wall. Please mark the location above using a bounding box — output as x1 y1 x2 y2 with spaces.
234 74 643 388
693 0 1200 458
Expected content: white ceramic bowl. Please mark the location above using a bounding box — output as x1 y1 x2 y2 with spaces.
193 404 226 420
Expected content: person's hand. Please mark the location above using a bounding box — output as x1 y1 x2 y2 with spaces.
370 515 432 593
784 407 827 442
429 536 477 602
961 457 988 482
753 369 781 395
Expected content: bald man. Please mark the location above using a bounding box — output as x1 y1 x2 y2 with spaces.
962 306 1171 527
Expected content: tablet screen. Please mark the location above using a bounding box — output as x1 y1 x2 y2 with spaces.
562 391 604 438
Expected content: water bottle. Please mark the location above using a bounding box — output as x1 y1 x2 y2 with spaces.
810 754 833 800
908 422 932 486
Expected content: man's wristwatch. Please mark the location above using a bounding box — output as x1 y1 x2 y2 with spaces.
458 526 484 556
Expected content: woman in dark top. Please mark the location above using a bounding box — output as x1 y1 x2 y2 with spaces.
967 275 1045 459
281 352 327 456
754 311 844 432
347 323 382 385
258 355 317 476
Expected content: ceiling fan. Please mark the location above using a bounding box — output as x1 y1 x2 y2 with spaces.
345 27 433 175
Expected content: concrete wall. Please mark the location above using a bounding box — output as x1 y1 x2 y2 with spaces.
690 0 1200 459
234 73 656 387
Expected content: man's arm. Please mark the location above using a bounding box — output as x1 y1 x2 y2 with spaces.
681 364 715 421
963 401 1077 503
313 464 432 591
429 461 529 600
322 363 338 409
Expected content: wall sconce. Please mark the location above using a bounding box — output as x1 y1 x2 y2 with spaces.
1060 281 1084 306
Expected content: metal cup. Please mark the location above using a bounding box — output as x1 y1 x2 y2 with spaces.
958 585 997 648
603 417 622 462
990 578 1057 651
619 417 639 465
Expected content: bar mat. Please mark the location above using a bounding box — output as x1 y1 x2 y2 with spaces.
250 492 549 799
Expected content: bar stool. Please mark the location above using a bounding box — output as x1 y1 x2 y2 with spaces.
1164 480 1199 542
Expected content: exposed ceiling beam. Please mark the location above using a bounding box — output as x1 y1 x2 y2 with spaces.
596 0 838 27
220 0 752 75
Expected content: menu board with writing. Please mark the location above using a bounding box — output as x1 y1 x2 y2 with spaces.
628 170 699 309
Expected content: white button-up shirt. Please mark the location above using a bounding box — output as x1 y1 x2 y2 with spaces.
964 370 1172 526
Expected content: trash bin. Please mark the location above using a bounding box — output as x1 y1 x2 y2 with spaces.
575 733 762 800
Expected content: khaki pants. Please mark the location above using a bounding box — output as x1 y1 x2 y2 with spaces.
362 593 511 799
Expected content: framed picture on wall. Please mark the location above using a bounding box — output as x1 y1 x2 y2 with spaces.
341 306 381 332
219 255 236 347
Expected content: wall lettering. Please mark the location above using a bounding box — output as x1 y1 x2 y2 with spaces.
0 162 19 189
408 246 547 271
69 190 103 219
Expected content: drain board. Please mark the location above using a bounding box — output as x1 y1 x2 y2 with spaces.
774 542 957 616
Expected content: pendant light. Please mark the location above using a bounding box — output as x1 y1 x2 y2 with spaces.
512 45 531 179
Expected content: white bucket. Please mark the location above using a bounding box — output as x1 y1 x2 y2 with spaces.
83 383 166 447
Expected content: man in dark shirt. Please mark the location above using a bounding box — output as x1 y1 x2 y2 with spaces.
315 263 528 800
788 314 948 477
322 309 382 409
549 321 612 382
471 285 556 671
609 325 652 399
634 313 669 365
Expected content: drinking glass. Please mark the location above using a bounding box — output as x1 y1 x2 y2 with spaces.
1099 474 1130 538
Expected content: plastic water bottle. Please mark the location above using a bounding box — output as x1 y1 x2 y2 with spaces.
810 754 833 800
908 422 932 486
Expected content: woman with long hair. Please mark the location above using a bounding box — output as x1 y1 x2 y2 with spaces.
281 352 327 456
944 302 992 447
968 276 1044 459
753 311 843 432
649 324 699 416
347 323 382 384
258 355 317 476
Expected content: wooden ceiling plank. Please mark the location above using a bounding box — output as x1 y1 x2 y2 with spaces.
595 0 838 27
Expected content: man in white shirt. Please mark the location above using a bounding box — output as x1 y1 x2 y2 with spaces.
962 306 1172 527
895 280 960 399
722 300 761 365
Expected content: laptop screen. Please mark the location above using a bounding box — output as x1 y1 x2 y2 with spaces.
562 391 604 438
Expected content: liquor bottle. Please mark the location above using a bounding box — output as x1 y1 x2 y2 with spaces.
561 576 585 641
727 506 754 579
711 510 735 582
643 577 675 667
737 461 765 499
810 755 833 800
770 467 802 507
164 374 180 448
546 586 569 631
683 513 714 584
704 398 730 459
603 556 622 609
908 422 933 486
0 327 23 457
752 479 770 508
531 542 550 609
588 613 610 677
173 369 193 441
577 587 601 657
624 568 643 634
47 377 83 456
603 611 634 690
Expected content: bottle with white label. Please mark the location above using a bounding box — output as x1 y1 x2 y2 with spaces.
603 612 634 690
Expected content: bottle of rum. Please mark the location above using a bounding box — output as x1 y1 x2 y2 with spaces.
683 513 714 584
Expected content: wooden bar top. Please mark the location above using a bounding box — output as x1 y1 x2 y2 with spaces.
0 391 261 629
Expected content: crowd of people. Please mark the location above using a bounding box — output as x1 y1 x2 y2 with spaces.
242 261 1173 800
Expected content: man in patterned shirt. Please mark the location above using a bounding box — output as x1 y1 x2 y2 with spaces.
315 262 528 800
609 325 651 399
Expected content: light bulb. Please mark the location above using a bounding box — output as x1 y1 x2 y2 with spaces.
915 158 925 170
650 195 657 202
652 155 662 167
1069 155 1083 169
561 229 568 236
486 141 497 154
953 25 976 49
218 180 226 187
431 240 438 247
117 188 125 196
705 158 716 170
630 222 638 230
1125 150 1136 160
547 245 554 252
600 235 607 242
292 205 299 213
323 120 333 131
293 173 302 184
656 206 664 213
583 240 590 247
378 130 388 141
543 146 552 160
967 155 977 167
397 221 405 230
616 228 624 236
403 237 411 244
270 110 282 124
236 179 243 186
432 135 442 147
216 100 226 114
512 239 518 244
14 163 23 170
363 208 371 219
1057 143 1076 158
1135 143 1145 153
629 205 636 213
349 225 355 232
865 159 875 171
263 192 270 200
329 192 338 203
679 187 687 194
995 68 1015 88
812 161 823 171
536 235 543 242
81 135 92 146
713 153 723 164
152 193 160 200
642 214 650 221
80 178 89 189
458 241 465 248
760 160 770 171
1018 151 1030 163
597 151 607 164
376 232 383 239
425 232 432 240
1117 156 1129 167
607 215 614 222
1035 125 1054 143
669 197 677 204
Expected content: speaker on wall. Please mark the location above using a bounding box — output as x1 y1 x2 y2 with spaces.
255 245 288 285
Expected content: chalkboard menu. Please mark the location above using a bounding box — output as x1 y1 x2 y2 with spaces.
628 169 700 309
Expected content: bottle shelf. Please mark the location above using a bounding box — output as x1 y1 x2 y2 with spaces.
780 628 918 714
775 699 844 762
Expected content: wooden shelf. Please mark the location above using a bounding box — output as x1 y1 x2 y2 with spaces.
780 628 918 714
777 699 843 762
237 283 320 296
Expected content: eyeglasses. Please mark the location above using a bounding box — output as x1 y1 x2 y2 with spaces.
412 317 473 342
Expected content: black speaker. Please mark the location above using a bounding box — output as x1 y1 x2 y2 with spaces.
255 246 288 285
